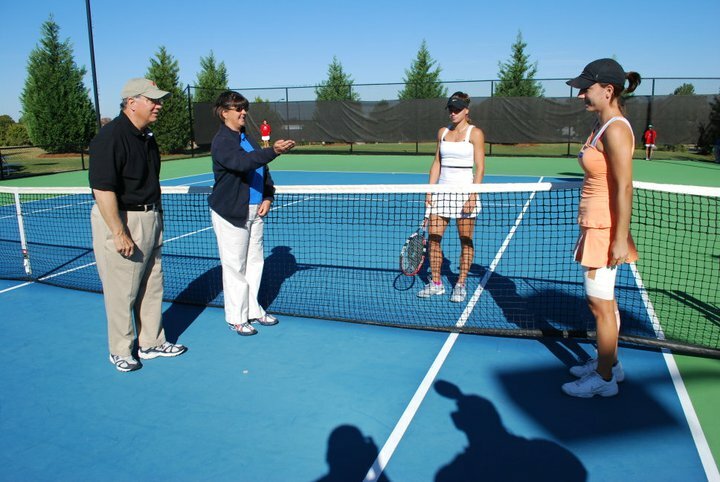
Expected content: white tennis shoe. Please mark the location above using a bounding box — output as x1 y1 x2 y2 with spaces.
417 282 445 298
569 358 625 382
562 371 618 398
450 283 467 302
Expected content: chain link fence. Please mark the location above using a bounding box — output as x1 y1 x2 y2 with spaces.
189 77 720 153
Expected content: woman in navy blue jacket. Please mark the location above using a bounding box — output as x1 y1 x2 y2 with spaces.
209 91 295 336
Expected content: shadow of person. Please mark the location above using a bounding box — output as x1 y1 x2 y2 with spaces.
314 425 391 482
434 380 587 482
162 264 223 342
259 245 298 309
467 263 589 367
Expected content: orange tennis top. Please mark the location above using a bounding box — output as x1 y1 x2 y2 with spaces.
575 117 638 267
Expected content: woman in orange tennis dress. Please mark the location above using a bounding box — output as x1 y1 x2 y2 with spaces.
561 59 641 398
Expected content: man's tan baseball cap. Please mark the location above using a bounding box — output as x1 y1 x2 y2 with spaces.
121 78 171 100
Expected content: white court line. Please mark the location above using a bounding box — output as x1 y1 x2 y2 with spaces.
363 177 545 482
629 263 720 480
0 281 34 294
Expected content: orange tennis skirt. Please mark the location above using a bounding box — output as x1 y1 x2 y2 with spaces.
574 226 639 268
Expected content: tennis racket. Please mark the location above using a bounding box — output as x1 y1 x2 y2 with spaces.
400 209 430 276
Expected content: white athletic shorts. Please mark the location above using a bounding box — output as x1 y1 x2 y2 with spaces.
583 265 617 300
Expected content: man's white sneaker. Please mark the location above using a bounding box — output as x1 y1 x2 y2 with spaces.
109 354 141 372
569 358 624 382
562 371 618 398
417 282 445 298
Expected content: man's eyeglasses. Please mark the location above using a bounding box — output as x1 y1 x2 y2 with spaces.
141 96 164 106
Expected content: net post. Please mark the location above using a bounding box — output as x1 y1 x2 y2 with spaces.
13 192 32 277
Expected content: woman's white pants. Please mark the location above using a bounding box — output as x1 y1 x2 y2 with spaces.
211 206 267 324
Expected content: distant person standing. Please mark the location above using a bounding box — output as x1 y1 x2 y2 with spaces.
89 78 187 372
643 124 657 160
260 119 272 148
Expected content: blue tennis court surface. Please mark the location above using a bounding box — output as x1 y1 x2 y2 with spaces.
0 171 716 481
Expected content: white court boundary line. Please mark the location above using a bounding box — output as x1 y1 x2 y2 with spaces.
363 177 545 482
629 263 720 481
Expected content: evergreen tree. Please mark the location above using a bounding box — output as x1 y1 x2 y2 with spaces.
315 56 359 101
193 51 229 103
494 31 544 97
146 46 190 153
398 40 447 99
20 17 96 152
673 83 695 95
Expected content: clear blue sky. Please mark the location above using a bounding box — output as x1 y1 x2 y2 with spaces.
1 0 719 121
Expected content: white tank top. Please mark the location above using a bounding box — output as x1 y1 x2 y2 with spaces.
439 125 475 184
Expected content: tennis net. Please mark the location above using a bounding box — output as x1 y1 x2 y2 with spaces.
1 181 718 357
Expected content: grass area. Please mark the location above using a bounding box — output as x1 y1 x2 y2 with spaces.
292 141 717 162
2 143 715 179
0 146 200 179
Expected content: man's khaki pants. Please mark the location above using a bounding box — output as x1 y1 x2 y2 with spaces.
91 205 166 356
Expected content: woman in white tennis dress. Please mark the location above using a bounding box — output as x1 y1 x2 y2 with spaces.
417 92 485 302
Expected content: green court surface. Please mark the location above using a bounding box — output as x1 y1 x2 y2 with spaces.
2 153 719 464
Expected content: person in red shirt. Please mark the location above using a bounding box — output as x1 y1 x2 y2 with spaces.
260 119 272 148
643 124 657 160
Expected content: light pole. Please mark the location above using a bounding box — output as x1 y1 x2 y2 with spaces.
85 0 102 132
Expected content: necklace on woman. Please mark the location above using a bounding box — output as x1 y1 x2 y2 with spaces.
453 123 468 140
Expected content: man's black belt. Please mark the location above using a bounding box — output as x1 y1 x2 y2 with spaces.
119 203 162 212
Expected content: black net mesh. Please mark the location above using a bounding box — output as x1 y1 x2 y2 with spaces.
1 183 718 357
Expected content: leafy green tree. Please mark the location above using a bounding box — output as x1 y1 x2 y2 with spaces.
193 51 229 103
20 17 96 152
4 123 31 146
398 40 447 99
495 31 544 97
673 83 695 95
315 56 359 101
0 115 13 145
146 46 190 153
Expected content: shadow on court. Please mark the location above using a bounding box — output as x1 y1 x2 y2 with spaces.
162 265 222 342
497 365 679 442
420 257 590 367
260 245 299 308
313 425 391 482
433 380 587 482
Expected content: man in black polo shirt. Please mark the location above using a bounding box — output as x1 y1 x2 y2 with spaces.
89 78 187 372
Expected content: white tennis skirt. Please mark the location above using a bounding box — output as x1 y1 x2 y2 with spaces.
430 192 481 219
